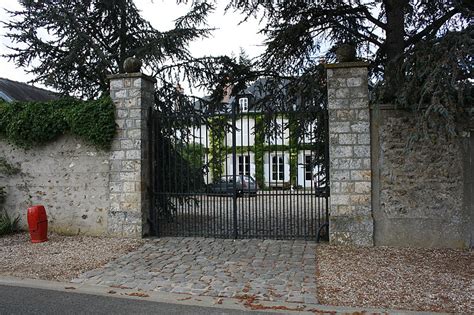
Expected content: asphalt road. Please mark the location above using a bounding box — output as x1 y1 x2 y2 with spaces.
0 285 271 315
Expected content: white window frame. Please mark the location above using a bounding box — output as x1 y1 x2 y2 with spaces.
271 154 285 181
239 97 249 112
238 155 251 176
304 155 313 181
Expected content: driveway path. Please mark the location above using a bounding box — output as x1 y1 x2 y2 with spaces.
73 238 318 305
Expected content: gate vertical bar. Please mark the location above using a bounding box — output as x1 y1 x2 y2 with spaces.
148 107 156 235
232 101 238 238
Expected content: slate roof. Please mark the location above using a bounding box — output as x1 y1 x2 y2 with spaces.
0 78 58 102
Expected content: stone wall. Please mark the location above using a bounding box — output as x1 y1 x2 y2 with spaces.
0 137 110 235
325 62 374 246
372 106 472 248
107 73 155 237
0 72 154 238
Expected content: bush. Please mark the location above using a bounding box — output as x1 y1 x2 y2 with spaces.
0 187 19 236
0 210 20 236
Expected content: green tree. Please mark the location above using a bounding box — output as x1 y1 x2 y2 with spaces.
227 0 472 134
3 0 227 100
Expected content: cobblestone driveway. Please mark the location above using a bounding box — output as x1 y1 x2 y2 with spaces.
73 238 318 304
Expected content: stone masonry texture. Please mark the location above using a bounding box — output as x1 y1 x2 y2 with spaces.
373 108 472 248
0 72 155 238
108 73 155 238
73 238 319 305
0 137 110 235
326 63 374 246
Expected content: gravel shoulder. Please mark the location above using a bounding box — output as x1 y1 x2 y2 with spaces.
1 232 472 313
316 244 473 314
0 232 143 282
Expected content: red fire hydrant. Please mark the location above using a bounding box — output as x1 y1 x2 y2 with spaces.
27 205 48 243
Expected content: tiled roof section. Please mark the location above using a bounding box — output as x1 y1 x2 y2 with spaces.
0 78 58 102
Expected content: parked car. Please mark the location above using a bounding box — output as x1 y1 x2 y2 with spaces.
207 175 258 196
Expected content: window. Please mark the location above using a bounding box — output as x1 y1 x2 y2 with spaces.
305 155 313 181
239 97 248 112
271 155 284 181
238 155 250 175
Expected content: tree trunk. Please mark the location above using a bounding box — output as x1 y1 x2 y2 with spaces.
383 0 407 100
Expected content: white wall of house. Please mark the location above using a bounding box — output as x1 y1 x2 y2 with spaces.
188 125 209 148
265 118 290 146
225 118 255 147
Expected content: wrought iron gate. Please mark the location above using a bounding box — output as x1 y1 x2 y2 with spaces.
149 100 329 240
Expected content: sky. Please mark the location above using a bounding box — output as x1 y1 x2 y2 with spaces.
0 0 266 91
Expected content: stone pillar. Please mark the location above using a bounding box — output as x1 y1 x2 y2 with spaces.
325 62 374 246
107 73 155 237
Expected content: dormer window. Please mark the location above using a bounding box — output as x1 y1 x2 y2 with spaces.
239 97 249 112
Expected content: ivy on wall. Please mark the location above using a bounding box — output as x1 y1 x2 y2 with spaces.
0 97 115 149
254 115 265 189
288 115 299 188
208 116 227 179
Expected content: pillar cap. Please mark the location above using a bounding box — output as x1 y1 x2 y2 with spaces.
107 72 157 83
324 61 369 69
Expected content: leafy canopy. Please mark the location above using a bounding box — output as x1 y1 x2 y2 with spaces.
226 0 473 134
3 0 230 100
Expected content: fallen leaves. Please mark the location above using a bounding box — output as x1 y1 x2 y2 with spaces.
316 245 473 314
125 292 150 298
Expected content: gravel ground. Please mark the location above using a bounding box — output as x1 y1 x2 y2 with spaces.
1 233 472 313
316 244 473 314
0 232 143 282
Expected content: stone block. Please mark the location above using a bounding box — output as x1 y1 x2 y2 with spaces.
335 88 350 98
109 182 122 193
127 129 141 139
124 98 138 108
114 89 128 99
340 182 355 193
117 109 129 118
133 78 142 88
357 109 370 121
119 171 139 181
349 99 368 109
330 99 350 109
331 194 350 206
332 158 362 170
331 170 350 181
330 216 373 246
353 145 370 157
123 182 137 193
129 109 142 118
333 205 351 216
347 77 362 87
110 79 124 90
336 109 357 121
358 133 370 144
122 160 140 171
350 194 370 205
111 150 125 159
350 88 368 98
124 78 132 87
332 146 353 158
338 134 357 145
350 170 371 181
351 121 370 133
126 150 141 159
329 121 351 133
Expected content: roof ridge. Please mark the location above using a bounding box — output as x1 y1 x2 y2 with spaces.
0 77 55 94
